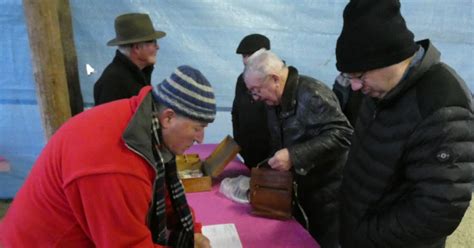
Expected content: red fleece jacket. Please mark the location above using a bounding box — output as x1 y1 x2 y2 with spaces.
0 87 201 247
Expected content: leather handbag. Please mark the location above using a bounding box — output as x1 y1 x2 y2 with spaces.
249 163 293 220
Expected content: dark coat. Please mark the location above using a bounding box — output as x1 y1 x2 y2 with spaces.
94 50 154 105
231 73 271 168
267 66 353 246
333 79 363 127
340 40 474 248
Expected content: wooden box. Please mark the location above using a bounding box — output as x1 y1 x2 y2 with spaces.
176 135 240 193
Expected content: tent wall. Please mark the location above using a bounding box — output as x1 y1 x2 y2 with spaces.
0 0 473 198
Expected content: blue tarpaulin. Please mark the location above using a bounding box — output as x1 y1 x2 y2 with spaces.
1 0 473 198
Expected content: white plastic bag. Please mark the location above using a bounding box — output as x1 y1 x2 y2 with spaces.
219 175 250 204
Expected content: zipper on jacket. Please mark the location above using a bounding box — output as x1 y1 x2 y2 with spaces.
124 143 157 172
124 142 160 227
372 108 379 120
293 181 309 230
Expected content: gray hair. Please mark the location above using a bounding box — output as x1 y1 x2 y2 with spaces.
118 45 131 56
118 41 150 57
244 48 285 80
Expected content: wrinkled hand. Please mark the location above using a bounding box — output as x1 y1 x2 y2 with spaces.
194 233 211 248
268 148 292 171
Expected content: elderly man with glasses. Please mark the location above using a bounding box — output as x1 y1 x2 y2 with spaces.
243 48 353 248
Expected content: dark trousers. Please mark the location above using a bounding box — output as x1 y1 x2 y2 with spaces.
294 201 339 248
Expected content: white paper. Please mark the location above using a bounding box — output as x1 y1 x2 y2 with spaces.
201 223 243 248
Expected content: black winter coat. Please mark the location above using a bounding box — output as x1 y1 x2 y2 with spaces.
340 40 474 248
267 67 353 244
332 78 364 127
94 50 154 105
231 74 271 168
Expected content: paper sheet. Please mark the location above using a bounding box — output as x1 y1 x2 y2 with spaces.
201 223 243 248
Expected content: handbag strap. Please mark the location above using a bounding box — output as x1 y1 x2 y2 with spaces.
255 157 271 168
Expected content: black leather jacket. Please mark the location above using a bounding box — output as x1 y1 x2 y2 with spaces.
267 66 353 228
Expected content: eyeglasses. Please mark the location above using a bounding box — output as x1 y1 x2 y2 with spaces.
139 40 158 48
341 72 365 80
247 87 262 98
144 39 157 45
134 40 158 49
247 75 272 98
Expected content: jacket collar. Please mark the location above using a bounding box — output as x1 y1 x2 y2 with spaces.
114 50 154 80
378 39 440 106
278 66 299 118
122 90 173 167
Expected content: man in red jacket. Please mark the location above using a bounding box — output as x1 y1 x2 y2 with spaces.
0 65 214 248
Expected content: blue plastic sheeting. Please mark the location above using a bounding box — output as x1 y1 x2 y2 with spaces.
71 0 474 106
0 0 473 198
0 1 45 198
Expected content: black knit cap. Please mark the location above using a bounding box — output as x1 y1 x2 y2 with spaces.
336 0 418 73
236 34 270 54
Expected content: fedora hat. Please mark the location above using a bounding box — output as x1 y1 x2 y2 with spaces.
107 13 166 46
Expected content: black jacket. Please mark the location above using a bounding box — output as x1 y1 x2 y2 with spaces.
267 67 353 244
332 78 364 127
231 73 271 168
340 40 474 248
94 50 154 105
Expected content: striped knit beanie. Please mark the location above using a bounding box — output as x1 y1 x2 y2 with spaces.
153 65 216 123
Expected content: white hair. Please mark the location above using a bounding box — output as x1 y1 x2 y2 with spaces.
118 45 131 56
118 41 151 57
244 48 285 80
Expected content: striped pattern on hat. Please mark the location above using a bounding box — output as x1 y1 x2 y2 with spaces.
153 65 216 123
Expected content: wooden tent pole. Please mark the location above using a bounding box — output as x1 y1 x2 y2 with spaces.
57 0 84 116
22 0 82 140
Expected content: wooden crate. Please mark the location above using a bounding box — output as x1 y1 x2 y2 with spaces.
176 135 240 193
176 154 212 192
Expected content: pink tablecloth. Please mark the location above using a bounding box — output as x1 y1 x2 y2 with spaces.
185 144 319 248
